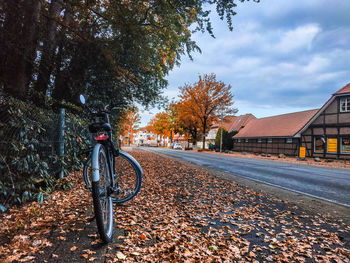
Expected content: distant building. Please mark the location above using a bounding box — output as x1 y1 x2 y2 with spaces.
133 128 169 146
133 128 157 146
233 83 350 159
207 114 256 146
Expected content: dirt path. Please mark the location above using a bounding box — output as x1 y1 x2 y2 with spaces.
1 151 349 262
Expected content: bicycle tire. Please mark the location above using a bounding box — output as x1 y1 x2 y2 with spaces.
83 154 92 191
112 150 142 204
91 144 113 243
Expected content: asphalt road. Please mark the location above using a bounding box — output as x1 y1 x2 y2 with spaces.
140 147 350 207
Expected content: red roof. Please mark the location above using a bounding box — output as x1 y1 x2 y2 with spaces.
334 83 350 95
227 114 256 132
234 109 318 138
211 114 256 132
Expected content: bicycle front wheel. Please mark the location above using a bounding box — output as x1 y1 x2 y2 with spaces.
91 144 113 243
112 150 142 204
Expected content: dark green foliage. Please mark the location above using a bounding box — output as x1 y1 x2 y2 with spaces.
0 0 256 108
215 127 237 150
0 95 89 209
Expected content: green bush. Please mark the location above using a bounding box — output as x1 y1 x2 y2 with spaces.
0 96 89 210
214 128 237 151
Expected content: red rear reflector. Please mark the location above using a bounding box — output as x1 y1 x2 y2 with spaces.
94 134 109 141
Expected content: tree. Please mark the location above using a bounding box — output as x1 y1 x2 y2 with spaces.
147 112 171 140
1 0 256 109
146 102 180 143
179 73 236 149
215 127 237 151
120 106 141 145
176 102 200 146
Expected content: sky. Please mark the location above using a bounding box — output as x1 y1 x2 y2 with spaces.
139 0 350 127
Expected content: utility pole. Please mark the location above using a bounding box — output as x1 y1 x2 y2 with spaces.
220 107 223 153
58 108 65 178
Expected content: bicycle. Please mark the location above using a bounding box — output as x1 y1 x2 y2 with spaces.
80 95 142 243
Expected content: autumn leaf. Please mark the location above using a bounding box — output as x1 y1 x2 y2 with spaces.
70 246 78 251
116 252 127 260
82 249 96 255
209 245 218 251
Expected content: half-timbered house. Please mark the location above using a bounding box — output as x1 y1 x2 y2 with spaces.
233 83 350 159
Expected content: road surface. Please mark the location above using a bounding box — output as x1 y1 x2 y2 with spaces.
140 147 350 207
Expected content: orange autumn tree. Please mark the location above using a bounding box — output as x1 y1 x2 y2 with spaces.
147 102 180 143
147 112 171 141
178 73 236 149
176 102 201 146
120 106 141 145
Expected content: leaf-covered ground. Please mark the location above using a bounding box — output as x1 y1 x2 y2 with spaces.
0 151 349 262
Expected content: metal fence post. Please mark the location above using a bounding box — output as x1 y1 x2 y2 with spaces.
58 108 65 178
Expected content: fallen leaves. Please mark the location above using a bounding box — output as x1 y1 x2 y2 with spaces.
0 151 349 263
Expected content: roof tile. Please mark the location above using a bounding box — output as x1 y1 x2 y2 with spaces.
211 114 256 132
334 83 350 95
234 109 318 138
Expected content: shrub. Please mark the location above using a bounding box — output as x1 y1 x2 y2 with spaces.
0 95 89 210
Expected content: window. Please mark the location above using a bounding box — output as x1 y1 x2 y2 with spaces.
314 136 325 153
327 138 338 153
341 137 350 154
258 138 262 143
286 138 293 143
340 97 350 112
245 139 249 143
237 139 241 143
267 138 272 143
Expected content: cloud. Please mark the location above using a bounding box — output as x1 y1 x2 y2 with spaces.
139 0 350 126
272 24 321 53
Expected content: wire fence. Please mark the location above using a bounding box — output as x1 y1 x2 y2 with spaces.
0 93 89 209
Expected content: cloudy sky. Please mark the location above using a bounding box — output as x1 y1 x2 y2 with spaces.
140 0 350 126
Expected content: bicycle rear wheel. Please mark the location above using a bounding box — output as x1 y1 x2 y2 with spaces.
83 154 92 191
91 144 113 243
112 150 142 204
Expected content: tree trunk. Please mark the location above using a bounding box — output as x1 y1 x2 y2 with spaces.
35 0 62 95
1 0 41 98
1 0 23 97
52 3 72 102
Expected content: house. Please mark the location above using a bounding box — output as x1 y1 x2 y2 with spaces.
298 83 350 159
233 83 350 159
133 128 160 146
173 133 188 148
207 114 256 146
233 109 318 156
